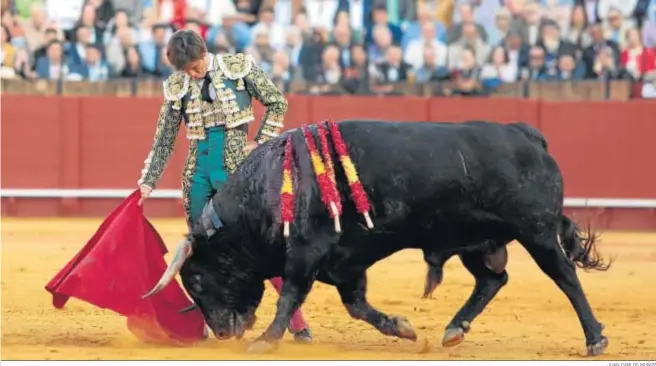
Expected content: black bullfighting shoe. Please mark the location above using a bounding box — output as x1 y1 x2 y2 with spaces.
290 327 313 344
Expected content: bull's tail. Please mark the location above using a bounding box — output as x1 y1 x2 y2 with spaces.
559 215 611 271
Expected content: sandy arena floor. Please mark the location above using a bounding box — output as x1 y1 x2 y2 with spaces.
1 218 655 360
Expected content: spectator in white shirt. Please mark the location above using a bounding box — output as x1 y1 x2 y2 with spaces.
480 45 519 85
45 0 84 33
597 0 639 24
251 7 286 51
306 0 339 31
404 21 448 70
641 72 656 98
188 0 238 27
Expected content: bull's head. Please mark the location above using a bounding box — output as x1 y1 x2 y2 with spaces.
142 230 266 340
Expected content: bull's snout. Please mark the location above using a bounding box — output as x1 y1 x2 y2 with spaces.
214 330 233 340
208 311 245 340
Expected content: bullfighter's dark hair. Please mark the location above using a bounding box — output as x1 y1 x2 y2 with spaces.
166 29 207 70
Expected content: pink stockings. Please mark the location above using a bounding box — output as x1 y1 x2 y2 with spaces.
268 276 308 332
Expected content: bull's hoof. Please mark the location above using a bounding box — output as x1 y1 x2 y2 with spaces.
441 327 465 347
586 336 609 357
246 340 276 354
291 328 313 344
392 316 418 341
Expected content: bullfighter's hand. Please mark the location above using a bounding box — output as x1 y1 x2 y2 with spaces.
138 185 152 206
244 141 258 155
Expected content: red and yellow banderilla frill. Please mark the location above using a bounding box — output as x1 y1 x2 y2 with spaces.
280 135 295 237
318 121 342 225
327 120 374 229
301 124 342 232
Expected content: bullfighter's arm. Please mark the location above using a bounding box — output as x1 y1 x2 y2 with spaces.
243 59 288 144
137 98 183 190
138 72 189 189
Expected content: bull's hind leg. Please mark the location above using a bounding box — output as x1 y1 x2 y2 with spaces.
442 246 509 347
337 271 418 341
519 230 608 356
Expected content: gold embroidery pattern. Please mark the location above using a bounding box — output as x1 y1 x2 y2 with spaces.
225 106 255 129
243 62 288 144
213 54 255 130
217 53 254 80
224 128 247 174
163 72 190 111
185 83 206 140
138 101 182 189
202 98 227 128
182 140 199 227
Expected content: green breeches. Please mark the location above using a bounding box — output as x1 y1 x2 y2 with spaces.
183 127 229 226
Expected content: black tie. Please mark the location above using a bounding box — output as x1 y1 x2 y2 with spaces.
201 72 213 102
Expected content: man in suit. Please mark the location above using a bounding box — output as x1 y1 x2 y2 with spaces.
536 20 578 76
509 0 551 46
35 40 82 80
583 21 620 77
65 25 92 68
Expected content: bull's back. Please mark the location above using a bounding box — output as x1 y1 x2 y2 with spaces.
335 120 548 199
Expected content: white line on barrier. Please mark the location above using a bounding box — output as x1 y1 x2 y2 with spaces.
1 189 655 208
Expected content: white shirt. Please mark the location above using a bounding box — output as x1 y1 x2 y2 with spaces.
404 40 448 69
45 0 84 30
197 53 218 101
508 49 519 66
349 0 364 31
204 0 237 25
597 0 639 20
528 24 539 45
251 22 286 51
480 63 518 82
76 43 86 61
642 83 656 98
306 0 339 30
159 0 175 22
274 0 293 27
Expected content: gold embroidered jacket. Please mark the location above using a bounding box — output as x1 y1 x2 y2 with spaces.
138 53 288 189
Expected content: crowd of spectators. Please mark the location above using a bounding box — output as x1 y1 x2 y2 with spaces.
1 0 655 97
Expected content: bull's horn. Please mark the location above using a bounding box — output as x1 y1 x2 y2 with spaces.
179 303 198 313
142 238 193 299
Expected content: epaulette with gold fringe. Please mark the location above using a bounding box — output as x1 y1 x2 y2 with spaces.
163 72 190 102
162 72 190 110
216 53 254 80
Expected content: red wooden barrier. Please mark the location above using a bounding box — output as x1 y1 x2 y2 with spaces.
2 94 655 229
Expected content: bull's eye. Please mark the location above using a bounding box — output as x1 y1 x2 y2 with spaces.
191 274 203 293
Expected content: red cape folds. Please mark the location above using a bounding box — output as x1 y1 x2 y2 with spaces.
45 190 206 346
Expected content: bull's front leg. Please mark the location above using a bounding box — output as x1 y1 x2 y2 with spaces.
247 251 318 353
337 271 418 341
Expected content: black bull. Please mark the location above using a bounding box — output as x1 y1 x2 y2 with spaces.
143 120 610 356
